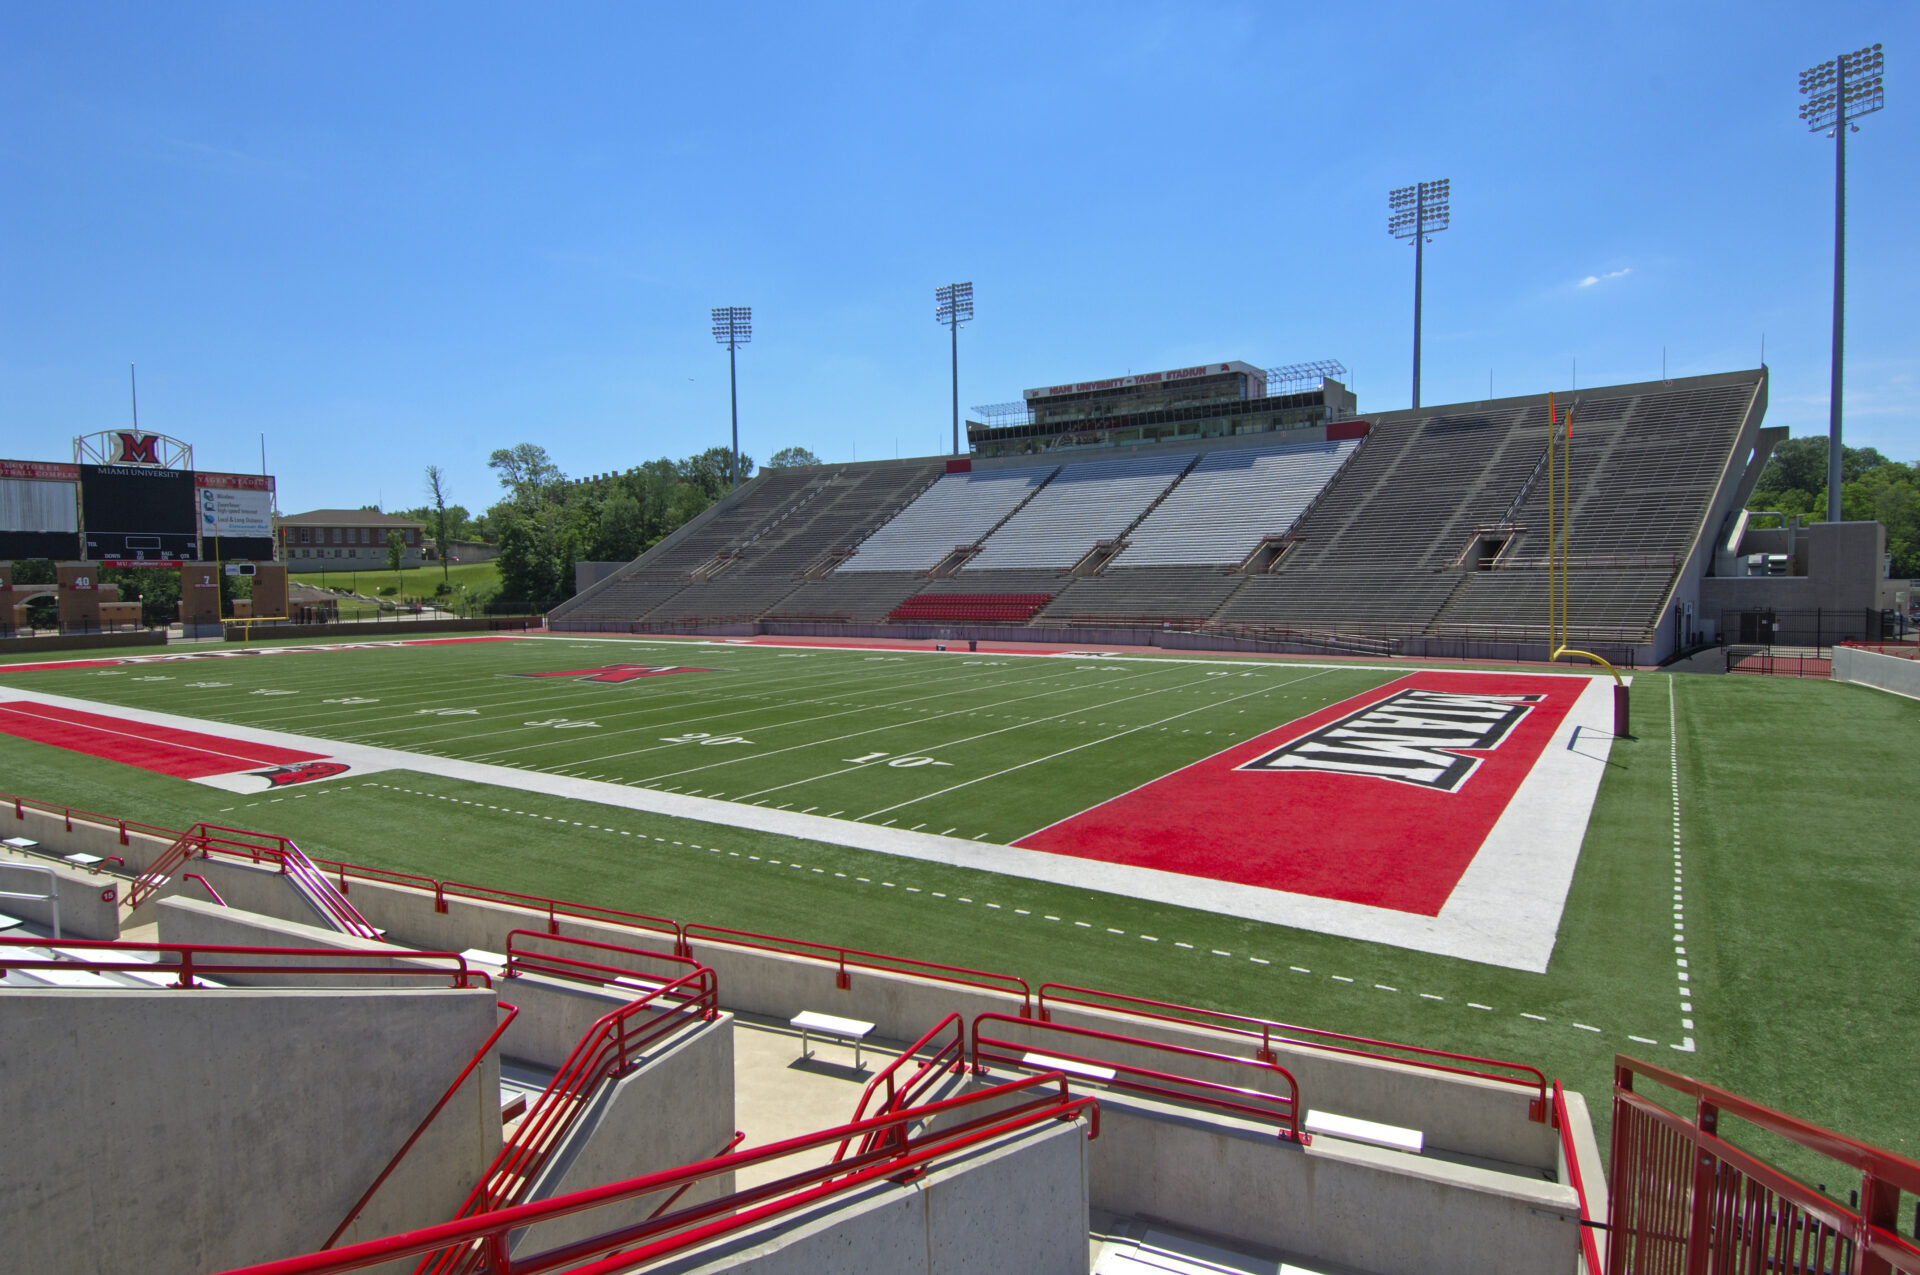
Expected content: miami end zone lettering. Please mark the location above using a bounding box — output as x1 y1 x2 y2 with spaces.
1239 689 1543 792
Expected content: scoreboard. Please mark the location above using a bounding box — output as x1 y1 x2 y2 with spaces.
80 465 198 560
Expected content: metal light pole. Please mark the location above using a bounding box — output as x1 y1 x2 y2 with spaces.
935 283 974 455
1800 44 1885 523
711 306 752 489
1388 180 1450 410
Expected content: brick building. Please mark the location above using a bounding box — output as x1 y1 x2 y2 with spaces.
276 509 428 567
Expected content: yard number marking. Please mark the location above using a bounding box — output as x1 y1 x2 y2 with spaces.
660 732 753 746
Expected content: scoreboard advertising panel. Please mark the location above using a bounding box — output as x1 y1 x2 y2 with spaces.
194 472 276 562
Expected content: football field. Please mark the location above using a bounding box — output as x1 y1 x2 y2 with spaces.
1 630 1915 1183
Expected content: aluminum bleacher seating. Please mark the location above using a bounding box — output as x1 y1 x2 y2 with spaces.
838 464 1057 572
763 572 928 622
963 452 1195 571
1118 438 1360 566
1038 569 1246 625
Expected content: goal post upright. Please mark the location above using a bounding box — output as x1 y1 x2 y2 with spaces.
1545 394 1631 737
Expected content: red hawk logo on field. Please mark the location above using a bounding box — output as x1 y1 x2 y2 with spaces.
260 760 351 787
519 664 714 684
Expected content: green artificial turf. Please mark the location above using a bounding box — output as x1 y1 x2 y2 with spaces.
0 635 1914 1204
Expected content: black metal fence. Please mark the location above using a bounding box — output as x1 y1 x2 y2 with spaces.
1716 607 1902 653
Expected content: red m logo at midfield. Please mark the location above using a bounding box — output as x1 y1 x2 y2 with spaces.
115 433 161 465
519 664 712 684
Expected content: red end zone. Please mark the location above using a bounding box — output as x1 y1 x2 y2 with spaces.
0 701 327 780
1015 672 1584 916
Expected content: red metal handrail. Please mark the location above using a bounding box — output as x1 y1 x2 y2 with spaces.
280 840 382 940
419 963 720 1273
1610 1055 1920 1274
324 1001 522 1250
8 791 176 845
503 929 700 989
682 922 1031 1014
0 937 489 989
180 873 227 907
216 1074 1097 1275
834 1012 967 1163
1553 1079 1604 1274
435 880 682 952
1039 981 1548 1120
972 1011 1300 1142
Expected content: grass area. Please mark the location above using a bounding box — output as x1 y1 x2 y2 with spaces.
0 634 1914 1200
290 559 500 603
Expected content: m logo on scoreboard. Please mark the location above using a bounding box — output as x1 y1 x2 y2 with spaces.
1238 689 1543 793
114 432 163 465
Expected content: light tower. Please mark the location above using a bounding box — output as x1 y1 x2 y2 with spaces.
1387 179 1450 410
1800 43 1885 523
711 306 752 489
935 282 973 456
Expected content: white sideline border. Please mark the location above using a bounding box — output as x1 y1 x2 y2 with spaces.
0 666 1620 973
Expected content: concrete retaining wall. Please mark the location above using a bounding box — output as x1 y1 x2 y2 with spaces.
0 628 167 653
0 983 500 1275
516 1011 738 1256
0 851 122 938
649 1118 1091 1275
1082 1089 1578 1275
1832 644 1920 700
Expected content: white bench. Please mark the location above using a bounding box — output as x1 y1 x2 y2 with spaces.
791 1011 875 1069
1021 1051 1116 1083
1302 1109 1424 1154
2 837 38 851
63 853 104 870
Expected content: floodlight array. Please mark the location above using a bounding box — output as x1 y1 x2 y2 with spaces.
1266 360 1348 395
711 306 752 347
935 281 974 325
1388 179 1450 239
1800 44 1885 132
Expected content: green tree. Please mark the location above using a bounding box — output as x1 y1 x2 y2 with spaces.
1749 436 1920 577
594 491 646 562
386 530 405 576
495 510 569 612
424 465 455 582
11 558 55 585
488 443 565 507
768 446 822 468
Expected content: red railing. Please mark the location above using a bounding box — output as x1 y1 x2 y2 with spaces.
325 1001 522 1250
1554 1079 1605 1273
834 1012 968 1163
280 840 381 940
217 1075 1097 1275
502 929 700 990
1038 982 1547 1120
419 963 721 1273
0 937 490 989
125 827 207 908
971 1011 1300 1142
681 921 1031 1013
180 873 227 907
435 881 682 952
9 791 176 846
1608 1055 1920 1275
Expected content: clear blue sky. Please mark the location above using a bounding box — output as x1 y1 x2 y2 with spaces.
2 2 1914 515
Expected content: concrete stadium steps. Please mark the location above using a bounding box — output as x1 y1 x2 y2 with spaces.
1217 570 1463 630
964 452 1197 571
735 461 947 577
1117 438 1360 567
1501 381 1755 560
548 577 689 626
632 468 829 577
1281 409 1547 574
638 576 804 622
1038 569 1248 623
838 464 1058 573
763 573 928 621
901 570 1068 596
1431 568 1678 635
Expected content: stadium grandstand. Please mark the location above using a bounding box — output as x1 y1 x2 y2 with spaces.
554 367 1776 665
